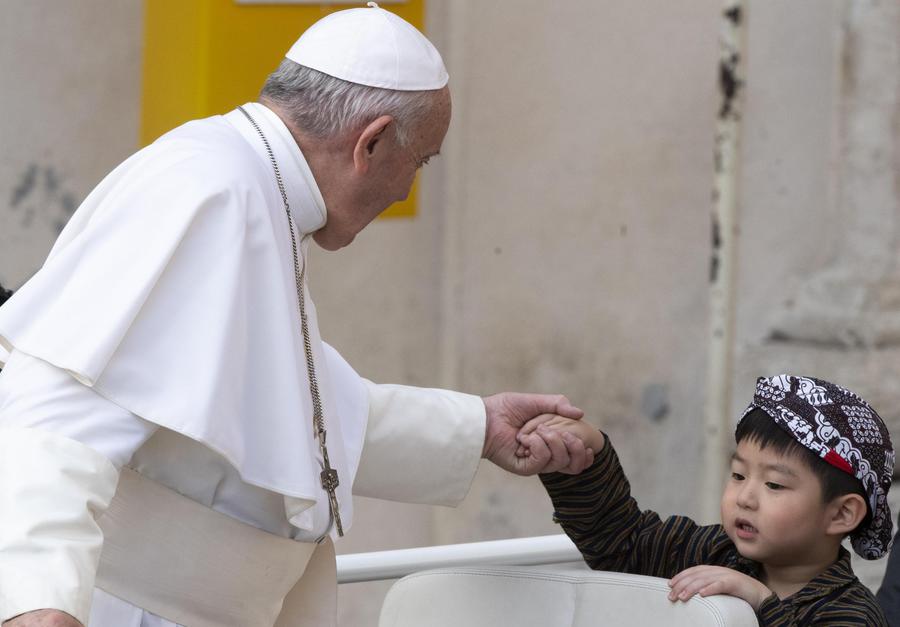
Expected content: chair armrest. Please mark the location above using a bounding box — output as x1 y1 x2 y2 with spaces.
379 565 759 627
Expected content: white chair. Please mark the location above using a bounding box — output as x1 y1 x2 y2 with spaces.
379 565 759 627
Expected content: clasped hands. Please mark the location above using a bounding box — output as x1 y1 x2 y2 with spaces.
481 392 600 476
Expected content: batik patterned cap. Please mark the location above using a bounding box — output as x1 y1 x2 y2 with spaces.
739 374 895 560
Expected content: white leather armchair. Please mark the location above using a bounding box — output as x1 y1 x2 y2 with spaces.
379 565 759 627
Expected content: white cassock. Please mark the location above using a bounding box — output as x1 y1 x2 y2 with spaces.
0 102 486 627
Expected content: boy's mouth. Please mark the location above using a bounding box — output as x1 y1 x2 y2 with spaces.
735 518 758 539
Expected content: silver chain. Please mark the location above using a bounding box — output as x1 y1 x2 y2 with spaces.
237 105 343 537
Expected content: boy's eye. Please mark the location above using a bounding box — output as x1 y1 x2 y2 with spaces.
765 482 784 490
731 472 745 481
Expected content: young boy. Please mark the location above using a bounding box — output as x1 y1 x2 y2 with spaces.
521 375 894 625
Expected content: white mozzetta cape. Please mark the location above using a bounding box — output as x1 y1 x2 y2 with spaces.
0 103 366 534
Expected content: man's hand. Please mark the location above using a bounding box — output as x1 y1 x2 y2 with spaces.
668 565 773 610
2 609 83 627
482 393 592 475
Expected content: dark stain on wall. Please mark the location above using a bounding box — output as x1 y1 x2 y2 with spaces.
9 163 79 234
724 6 742 26
710 213 722 283
718 53 742 120
641 383 670 423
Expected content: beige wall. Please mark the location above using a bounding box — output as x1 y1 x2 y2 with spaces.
0 1 143 288
1 1 898 625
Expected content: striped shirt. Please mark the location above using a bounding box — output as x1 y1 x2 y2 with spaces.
540 437 886 626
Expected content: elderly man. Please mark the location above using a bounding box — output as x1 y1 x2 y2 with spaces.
0 5 592 627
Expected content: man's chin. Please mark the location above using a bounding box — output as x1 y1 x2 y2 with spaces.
313 229 355 251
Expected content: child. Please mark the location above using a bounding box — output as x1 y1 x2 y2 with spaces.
521 375 894 625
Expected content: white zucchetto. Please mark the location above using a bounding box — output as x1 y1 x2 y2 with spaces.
285 2 448 91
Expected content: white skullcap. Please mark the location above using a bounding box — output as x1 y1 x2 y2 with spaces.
285 2 448 91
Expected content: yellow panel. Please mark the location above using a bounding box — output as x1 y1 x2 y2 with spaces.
142 0 424 218
141 0 213 146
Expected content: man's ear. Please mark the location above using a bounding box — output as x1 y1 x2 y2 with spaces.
826 493 868 536
353 115 394 173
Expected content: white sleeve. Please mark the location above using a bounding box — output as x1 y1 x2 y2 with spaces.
0 350 158 624
352 381 486 506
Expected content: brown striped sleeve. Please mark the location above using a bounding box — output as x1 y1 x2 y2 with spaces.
540 436 736 579
756 576 887 626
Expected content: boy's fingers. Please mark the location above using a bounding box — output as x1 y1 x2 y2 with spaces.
559 431 591 474
668 578 693 600
668 568 715 601
537 425 571 471
670 565 714 583
676 578 708 601
669 566 701 587
698 581 725 598
518 432 543 453
520 431 552 470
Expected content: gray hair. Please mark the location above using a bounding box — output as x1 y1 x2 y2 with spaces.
260 60 438 147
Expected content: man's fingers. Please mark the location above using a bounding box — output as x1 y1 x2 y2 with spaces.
519 394 584 422
554 395 585 420
536 394 583 421
518 413 558 439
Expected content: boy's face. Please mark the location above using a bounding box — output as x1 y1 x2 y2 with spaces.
720 438 833 566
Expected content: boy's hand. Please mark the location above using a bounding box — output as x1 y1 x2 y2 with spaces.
668 565 773 610
516 414 605 461
482 393 593 475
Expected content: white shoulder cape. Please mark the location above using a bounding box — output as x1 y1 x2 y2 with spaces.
0 103 366 536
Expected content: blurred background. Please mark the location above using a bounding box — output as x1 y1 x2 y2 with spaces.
1 1 898 625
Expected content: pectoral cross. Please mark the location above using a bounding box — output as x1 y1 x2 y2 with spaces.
318 429 344 537
236 104 345 540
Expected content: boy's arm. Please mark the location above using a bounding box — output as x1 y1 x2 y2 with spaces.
754 593 886 626
669 566 885 626
539 435 734 579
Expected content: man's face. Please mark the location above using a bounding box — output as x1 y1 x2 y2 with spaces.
720 439 832 567
313 87 452 250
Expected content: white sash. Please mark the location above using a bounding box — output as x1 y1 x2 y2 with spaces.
96 468 335 627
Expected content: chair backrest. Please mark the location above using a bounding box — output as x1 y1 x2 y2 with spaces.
379 566 759 627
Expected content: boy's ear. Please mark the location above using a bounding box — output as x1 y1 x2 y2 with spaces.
826 493 868 536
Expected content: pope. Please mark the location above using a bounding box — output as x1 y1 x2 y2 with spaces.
0 4 593 627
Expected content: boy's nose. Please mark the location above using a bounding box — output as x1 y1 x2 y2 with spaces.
736 484 757 509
